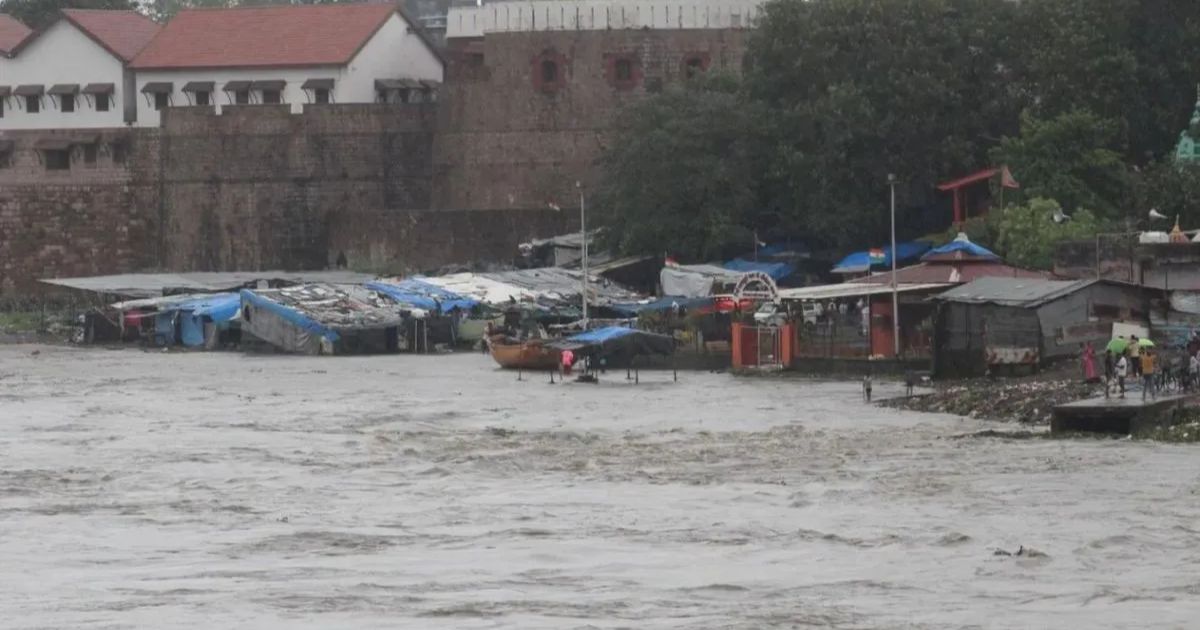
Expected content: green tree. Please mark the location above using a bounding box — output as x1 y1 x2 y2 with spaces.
991 110 1129 218
746 0 1023 248
595 75 772 261
991 198 1103 269
1 0 135 29
1133 160 1200 228
1015 0 1200 164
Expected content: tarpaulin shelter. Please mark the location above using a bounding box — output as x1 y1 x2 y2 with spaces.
547 326 676 360
660 264 745 298
366 278 477 313
722 259 795 281
240 284 411 355
110 291 240 347
920 234 1001 262
41 271 377 298
419 268 641 309
831 241 931 275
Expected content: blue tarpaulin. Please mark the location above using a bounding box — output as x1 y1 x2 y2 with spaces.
565 326 639 345
366 279 477 314
921 237 1000 261
548 326 676 358
722 259 795 281
176 293 240 347
832 241 931 274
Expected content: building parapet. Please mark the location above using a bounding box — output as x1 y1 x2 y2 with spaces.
446 0 763 38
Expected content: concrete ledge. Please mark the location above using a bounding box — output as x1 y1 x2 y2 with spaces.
1052 394 1192 435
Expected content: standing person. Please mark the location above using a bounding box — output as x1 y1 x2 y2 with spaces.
1190 351 1200 391
561 349 575 376
1103 349 1114 398
1141 348 1157 401
1129 335 1142 377
1082 342 1097 382
1115 352 1128 399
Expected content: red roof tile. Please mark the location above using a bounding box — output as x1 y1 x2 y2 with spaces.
130 3 402 70
61 9 160 62
0 14 31 55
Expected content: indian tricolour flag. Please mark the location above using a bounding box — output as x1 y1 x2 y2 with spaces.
868 248 886 264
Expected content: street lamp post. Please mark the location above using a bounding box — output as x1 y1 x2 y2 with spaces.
888 173 899 358
577 181 589 329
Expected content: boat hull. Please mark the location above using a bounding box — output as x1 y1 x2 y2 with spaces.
489 337 560 370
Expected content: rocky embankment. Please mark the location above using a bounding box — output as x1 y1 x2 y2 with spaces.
881 375 1102 425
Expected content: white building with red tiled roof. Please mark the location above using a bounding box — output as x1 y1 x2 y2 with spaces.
129 3 444 126
0 9 159 130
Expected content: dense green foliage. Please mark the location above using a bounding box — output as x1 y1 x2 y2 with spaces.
991 198 1102 269
596 75 773 260
1 0 134 29
596 0 1200 260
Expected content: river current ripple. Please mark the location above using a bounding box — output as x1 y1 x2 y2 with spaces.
2 345 1200 629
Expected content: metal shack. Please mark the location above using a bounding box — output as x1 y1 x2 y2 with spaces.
932 277 1146 377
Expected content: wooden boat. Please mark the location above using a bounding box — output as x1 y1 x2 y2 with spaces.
488 335 560 370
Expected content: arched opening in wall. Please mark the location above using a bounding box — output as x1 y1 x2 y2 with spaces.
533 50 568 93
541 59 559 84
615 59 633 82
607 54 641 91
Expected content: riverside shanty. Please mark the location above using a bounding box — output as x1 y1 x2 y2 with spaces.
46 267 655 356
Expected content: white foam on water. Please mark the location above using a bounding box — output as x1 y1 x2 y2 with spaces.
2 345 1200 629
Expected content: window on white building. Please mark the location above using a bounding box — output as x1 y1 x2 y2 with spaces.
15 85 44 112
235 90 250 104
252 80 285 105
84 83 114 112
61 94 75 113
141 82 173 111
195 91 210 106
301 79 335 105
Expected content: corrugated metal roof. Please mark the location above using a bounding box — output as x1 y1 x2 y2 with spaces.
933 277 1099 307
778 282 952 301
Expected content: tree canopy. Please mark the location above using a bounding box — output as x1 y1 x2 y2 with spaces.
595 0 1200 260
1 0 134 29
991 198 1103 270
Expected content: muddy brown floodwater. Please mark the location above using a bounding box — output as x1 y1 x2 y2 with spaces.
2 345 1200 629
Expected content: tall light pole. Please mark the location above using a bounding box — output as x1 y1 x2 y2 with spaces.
577 181 589 329
888 173 899 358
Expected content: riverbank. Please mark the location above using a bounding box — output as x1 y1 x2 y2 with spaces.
880 369 1103 425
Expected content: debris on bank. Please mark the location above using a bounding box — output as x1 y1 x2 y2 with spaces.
881 377 1102 425
1140 408 1200 443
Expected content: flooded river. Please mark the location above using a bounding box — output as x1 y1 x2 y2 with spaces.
3 345 1200 629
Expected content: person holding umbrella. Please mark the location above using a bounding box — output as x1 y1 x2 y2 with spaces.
1104 337 1129 397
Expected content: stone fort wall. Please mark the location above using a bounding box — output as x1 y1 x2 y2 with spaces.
0 27 747 298
435 28 748 210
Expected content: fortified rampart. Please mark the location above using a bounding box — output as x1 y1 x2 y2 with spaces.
0 26 748 298
435 28 748 210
